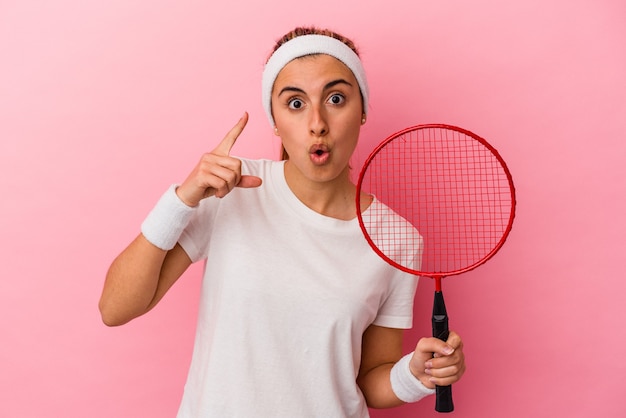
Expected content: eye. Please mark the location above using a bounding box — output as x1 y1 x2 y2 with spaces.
327 94 345 105
288 98 304 110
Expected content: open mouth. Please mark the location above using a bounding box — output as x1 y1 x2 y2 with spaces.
309 144 330 164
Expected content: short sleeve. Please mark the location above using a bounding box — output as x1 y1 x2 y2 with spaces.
372 271 419 329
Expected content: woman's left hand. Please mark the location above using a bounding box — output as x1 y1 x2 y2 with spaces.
409 331 466 389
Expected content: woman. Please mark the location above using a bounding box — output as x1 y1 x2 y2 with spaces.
99 27 465 417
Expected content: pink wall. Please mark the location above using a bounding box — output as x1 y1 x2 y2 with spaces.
1 1 624 417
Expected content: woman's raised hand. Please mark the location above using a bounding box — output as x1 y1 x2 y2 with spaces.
176 112 262 206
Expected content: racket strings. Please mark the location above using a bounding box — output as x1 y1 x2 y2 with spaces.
360 127 513 275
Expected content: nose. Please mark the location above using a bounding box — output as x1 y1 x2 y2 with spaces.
309 105 328 136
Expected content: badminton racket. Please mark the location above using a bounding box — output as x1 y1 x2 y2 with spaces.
355 124 516 412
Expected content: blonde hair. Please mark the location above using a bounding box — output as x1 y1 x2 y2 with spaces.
270 27 360 58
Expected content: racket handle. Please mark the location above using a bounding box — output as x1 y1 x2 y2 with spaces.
432 290 454 413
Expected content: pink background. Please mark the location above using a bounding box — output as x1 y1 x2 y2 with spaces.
1 1 625 417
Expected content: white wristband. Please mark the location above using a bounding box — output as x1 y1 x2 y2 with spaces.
390 352 436 403
140 185 195 251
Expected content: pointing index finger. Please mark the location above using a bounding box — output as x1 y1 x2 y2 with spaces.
213 112 249 156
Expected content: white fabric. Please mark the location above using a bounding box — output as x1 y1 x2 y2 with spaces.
261 34 370 126
390 352 436 403
140 184 195 250
176 159 420 418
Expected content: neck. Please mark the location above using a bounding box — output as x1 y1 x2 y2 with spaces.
284 161 358 220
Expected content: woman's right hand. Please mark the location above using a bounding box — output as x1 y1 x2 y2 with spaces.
176 112 262 206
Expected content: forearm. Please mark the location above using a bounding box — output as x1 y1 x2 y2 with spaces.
99 234 187 326
357 363 404 409
100 182 198 325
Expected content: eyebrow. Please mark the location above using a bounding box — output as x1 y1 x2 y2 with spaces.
277 79 354 97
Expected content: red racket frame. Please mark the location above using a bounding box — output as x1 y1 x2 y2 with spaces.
356 124 516 280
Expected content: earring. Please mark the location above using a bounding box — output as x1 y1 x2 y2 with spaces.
361 117 366 124
274 127 279 135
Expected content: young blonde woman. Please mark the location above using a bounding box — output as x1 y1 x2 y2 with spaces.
99 27 466 417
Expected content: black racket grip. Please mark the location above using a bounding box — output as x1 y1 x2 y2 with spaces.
432 290 454 413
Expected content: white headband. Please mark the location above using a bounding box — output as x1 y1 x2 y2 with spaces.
261 34 370 127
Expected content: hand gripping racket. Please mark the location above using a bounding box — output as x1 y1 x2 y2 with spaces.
356 124 516 412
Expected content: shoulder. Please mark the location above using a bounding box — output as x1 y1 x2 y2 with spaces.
368 199 422 239
365 198 424 271
239 158 282 177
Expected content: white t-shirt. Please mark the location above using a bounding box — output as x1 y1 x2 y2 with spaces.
176 159 420 418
